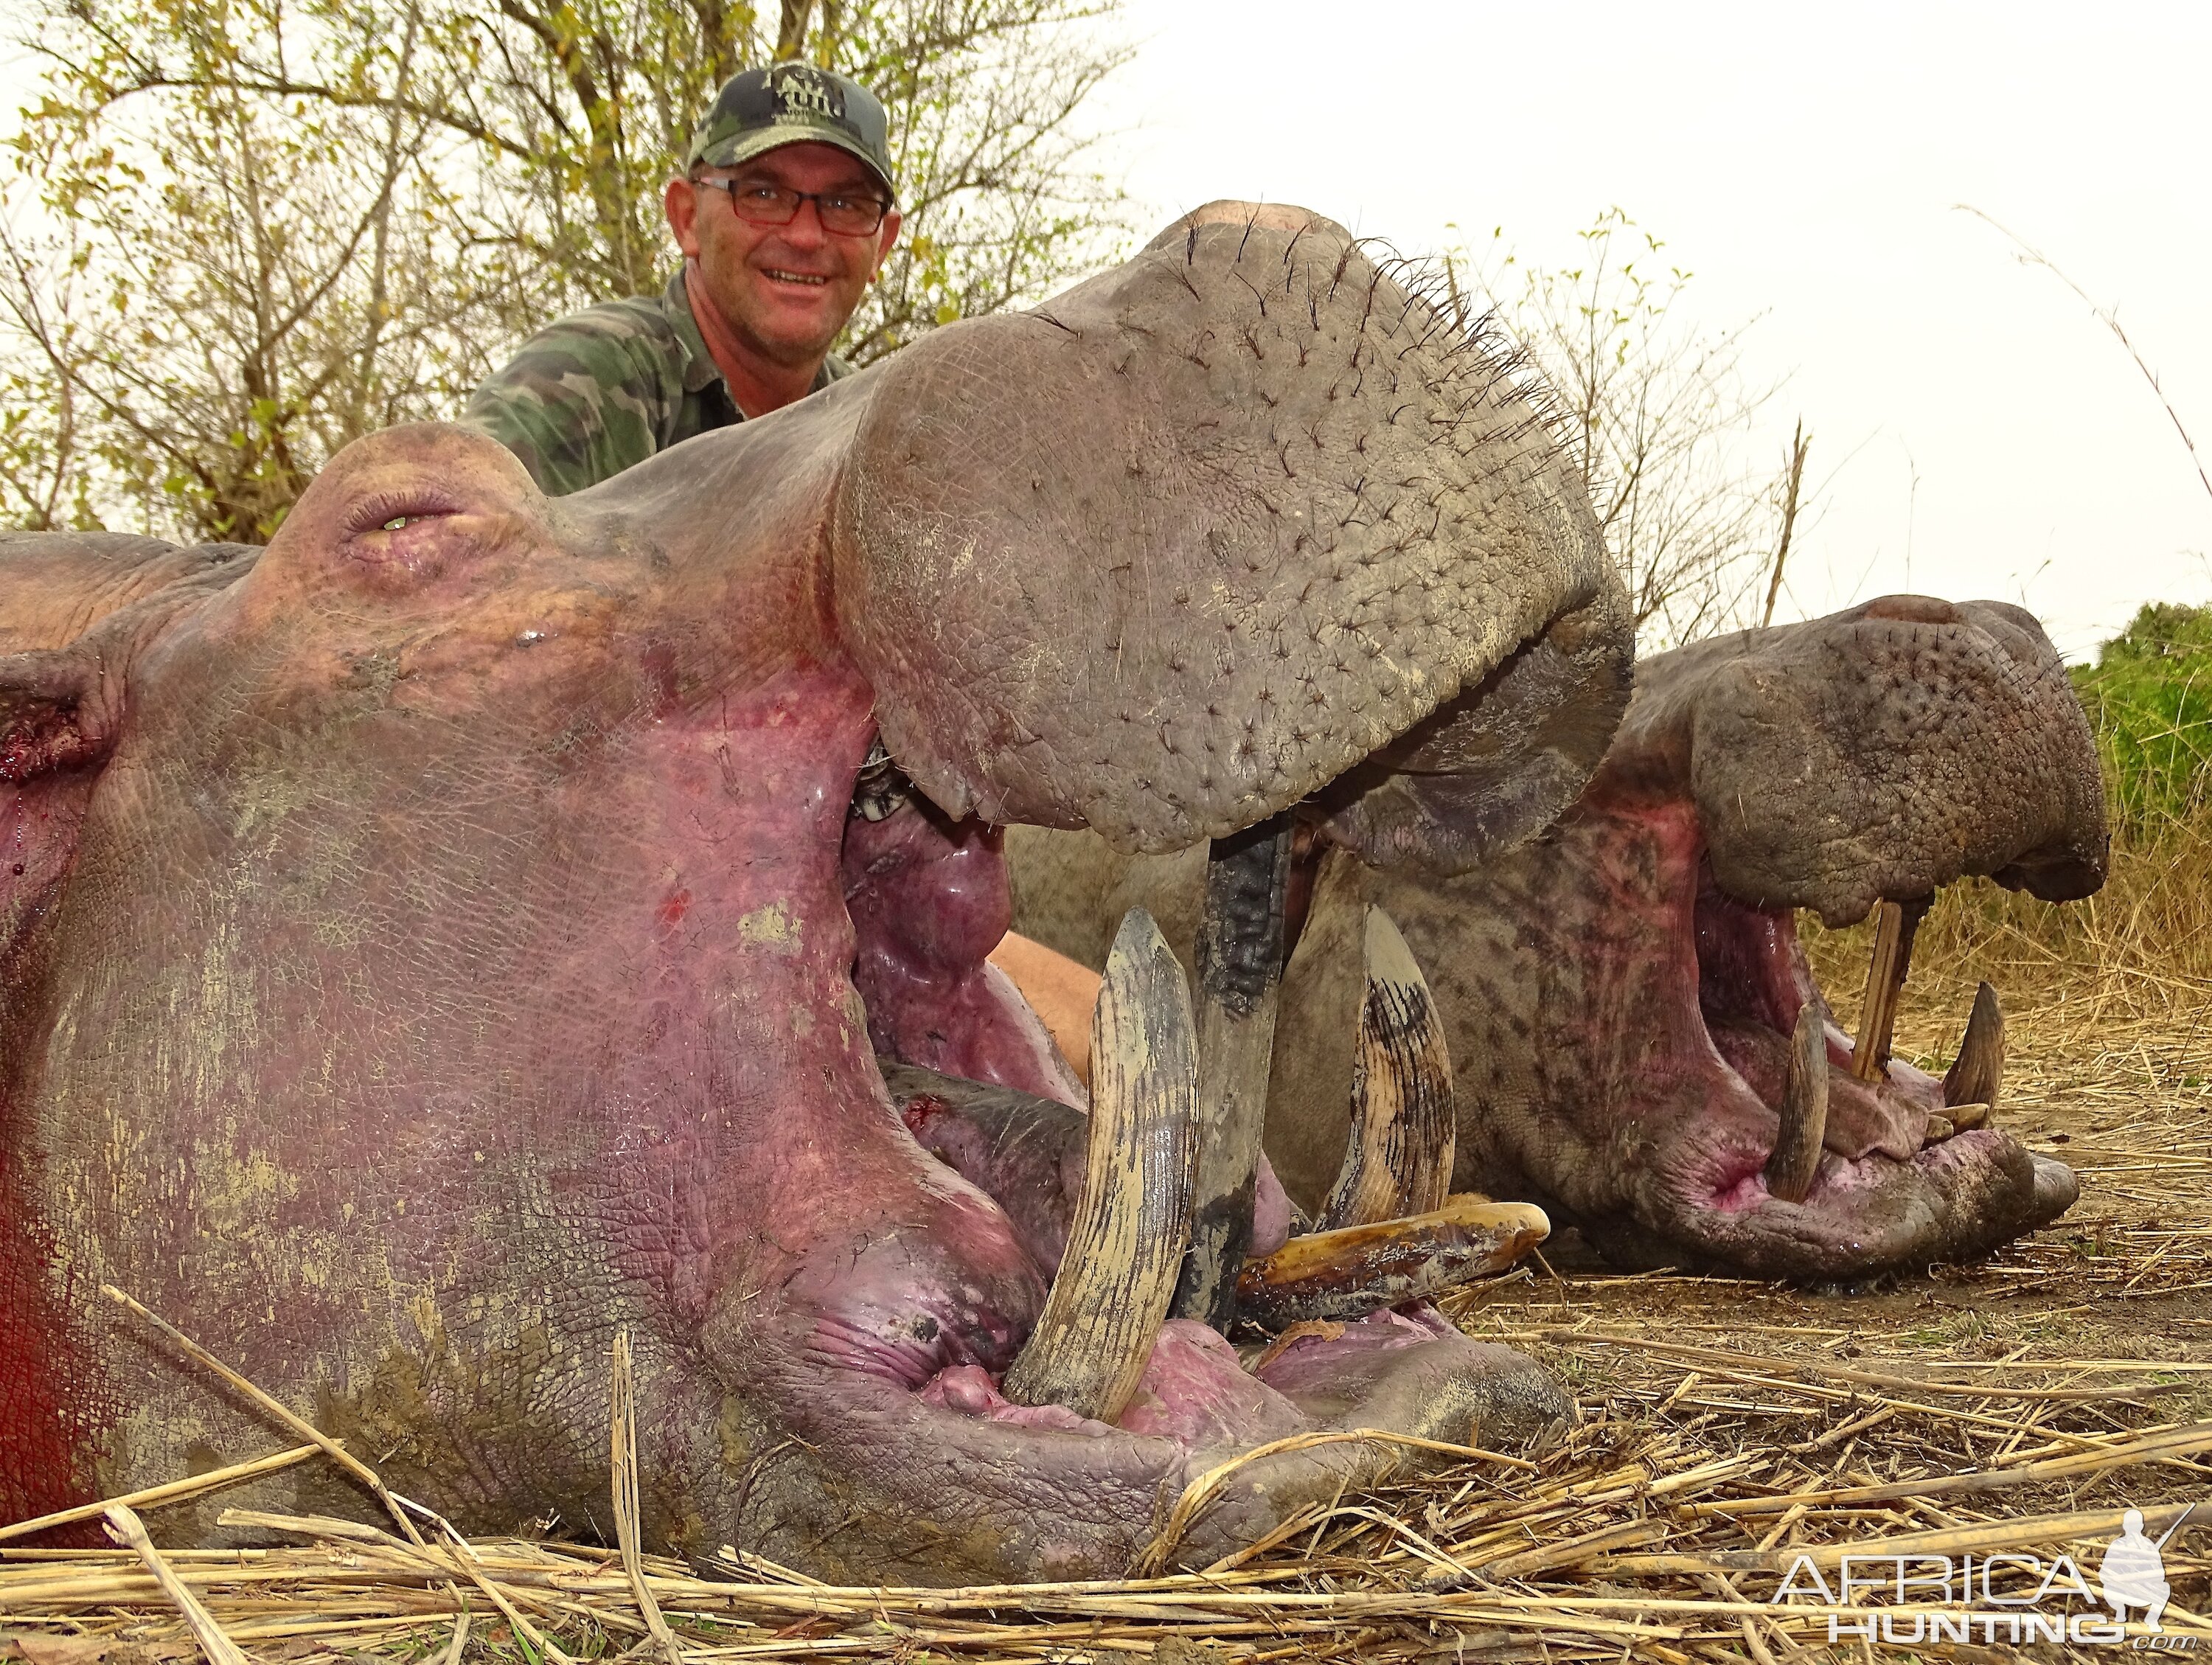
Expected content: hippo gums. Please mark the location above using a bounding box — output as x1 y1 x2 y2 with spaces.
0 205 1630 1579
1012 597 2109 1280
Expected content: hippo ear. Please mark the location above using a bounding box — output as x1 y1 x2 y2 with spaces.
0 540 243 785
0 645 120 785
1 644 128 978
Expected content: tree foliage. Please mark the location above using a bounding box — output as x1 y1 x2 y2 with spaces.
1444 209 1806 650
0 0 1130 541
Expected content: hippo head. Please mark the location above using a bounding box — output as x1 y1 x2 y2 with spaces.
0 206 1624 1577
1402 596 2107 1279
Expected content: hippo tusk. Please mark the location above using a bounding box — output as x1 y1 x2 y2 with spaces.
1850 895 1930 1082
1764 1004 1829 1203
1001 907 1199 1423
1236 1195 1548 1329
1172 814 1295 1329
1318 907 1455 1230
1941 980 2005 1123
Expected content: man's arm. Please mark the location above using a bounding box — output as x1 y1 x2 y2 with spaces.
462 299 687 496
987 931 1099 1086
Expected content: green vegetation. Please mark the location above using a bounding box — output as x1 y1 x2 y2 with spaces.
2069 600 2212 833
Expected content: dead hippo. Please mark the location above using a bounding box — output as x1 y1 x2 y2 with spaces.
0 205 1627 1579
1009 597 2107 1281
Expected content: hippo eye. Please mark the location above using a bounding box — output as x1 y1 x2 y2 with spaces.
346 491 461 541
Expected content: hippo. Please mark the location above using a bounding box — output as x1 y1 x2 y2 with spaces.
1009 597 2107 1281
0 204 1630 1579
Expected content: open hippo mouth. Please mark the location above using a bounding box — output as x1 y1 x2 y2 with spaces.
1 204 1626 1580
1380 594 2110 1281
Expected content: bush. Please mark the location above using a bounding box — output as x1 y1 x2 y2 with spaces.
2069 602 2212 835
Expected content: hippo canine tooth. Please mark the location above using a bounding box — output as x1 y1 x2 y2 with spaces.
1764 1004 1829 1203
1001 907 1198 1423
1941 980 2006 1117
1318 907 1455 1231
1850 895 1930 1082
1173 816 1295 1328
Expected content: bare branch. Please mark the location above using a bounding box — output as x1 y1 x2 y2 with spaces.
1955 203 2212 511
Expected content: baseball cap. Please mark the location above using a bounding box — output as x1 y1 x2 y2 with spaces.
684 63 897 201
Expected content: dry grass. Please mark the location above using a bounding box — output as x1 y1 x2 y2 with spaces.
7 989 2209 1665
1806 810 2212 1030
8 835 2212 1662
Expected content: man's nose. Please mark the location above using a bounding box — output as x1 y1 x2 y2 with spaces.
779 201 832 250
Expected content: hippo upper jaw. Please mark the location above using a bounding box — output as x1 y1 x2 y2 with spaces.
1650 595 2110 924
831 207 1627 868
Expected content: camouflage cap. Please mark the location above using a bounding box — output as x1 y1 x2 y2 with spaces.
685 63 896 201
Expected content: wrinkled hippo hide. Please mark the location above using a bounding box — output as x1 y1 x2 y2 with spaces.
0 204 1630 1579
1010 597 2107 1281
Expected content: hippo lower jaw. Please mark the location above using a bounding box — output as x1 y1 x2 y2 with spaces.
728 1301 1555 1583
720 1125 1564 1582
1559 815 2077 1281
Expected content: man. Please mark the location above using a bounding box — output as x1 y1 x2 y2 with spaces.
464 61 902 496
466 62 1103 1081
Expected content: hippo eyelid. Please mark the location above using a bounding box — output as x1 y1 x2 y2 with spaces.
345 490 462 541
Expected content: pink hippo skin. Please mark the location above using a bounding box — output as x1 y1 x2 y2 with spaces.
0 204 1627 1579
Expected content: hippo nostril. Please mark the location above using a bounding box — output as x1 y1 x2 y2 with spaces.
1863 595 1962 625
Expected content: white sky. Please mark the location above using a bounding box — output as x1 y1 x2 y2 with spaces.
1091 0 2212 661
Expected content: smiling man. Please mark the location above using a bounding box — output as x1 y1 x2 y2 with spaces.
463 63 901 495
462 61 1104 1081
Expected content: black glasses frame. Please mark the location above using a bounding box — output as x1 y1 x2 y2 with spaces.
695 175 891 237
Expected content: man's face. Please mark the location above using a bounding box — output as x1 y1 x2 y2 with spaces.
665 142 901 371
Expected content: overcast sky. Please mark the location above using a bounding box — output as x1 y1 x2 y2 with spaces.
1090 1 2212 660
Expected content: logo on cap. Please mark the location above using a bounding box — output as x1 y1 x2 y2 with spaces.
767 63 841 120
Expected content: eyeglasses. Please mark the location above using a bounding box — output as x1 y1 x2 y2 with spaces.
695 176 891 237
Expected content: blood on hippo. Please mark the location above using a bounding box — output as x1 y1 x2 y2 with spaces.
0 203 1623 1575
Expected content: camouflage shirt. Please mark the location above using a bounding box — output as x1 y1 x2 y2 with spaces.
462 268 852 496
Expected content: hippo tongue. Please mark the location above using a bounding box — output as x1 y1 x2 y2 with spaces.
1693 872 1935 1162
